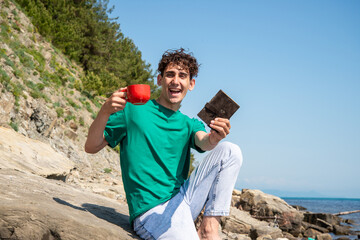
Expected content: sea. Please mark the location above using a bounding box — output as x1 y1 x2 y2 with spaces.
283 197 360 238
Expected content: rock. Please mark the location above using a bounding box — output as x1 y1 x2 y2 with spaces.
0 92 13 125
316 233 332 240
304 213 342 226
302 221 329 233
43 119 57 137
222 215 252 234
223 207 283 239
30 108 47 133
254 234 272 240
336 237 350 240
234 189 303 237
303 228 321 238
232 189 243 209
234 234 252 240
316 218 333 231
0 127 74 180
0 169 139 240
282 232 297 240
291 205 307 211
333 225 351 235
343 219 355 225
69 120 78 131
65 129 78 141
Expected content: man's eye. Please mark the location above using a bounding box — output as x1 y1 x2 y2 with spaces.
179 73 188 79
165 72 175 78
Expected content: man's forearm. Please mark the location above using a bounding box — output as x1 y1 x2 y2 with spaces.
195 131 218 151
85 109 110 153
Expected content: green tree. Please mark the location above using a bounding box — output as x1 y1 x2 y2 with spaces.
188 153 196 177
14 0 159 97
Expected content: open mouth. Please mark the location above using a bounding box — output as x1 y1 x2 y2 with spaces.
169 88 182 96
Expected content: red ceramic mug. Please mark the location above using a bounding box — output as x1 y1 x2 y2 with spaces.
121 84 151 105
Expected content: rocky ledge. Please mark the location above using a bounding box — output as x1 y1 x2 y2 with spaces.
225 189 359 240
1 127 358 240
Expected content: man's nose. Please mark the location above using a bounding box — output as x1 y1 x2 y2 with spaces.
171 75 180 84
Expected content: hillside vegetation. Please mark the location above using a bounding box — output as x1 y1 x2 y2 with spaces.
0 0 161 132
0 0 127 201
0 0 194 187
9 0 160 97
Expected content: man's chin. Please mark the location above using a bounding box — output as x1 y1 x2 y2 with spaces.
169 97 183 104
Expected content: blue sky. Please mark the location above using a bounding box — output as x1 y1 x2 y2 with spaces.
108 0 360 198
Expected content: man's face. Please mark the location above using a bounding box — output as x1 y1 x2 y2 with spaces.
157 63 195 110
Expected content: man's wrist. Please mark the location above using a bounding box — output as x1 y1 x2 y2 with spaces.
208 133 218 146
99 106 112 118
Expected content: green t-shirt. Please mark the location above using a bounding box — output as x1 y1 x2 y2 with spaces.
104 99 206 223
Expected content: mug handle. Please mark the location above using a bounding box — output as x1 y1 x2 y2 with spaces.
120 88 127 99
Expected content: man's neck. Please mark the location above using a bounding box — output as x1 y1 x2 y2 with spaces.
155 98 181 112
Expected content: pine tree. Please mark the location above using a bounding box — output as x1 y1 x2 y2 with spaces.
14 0 159 98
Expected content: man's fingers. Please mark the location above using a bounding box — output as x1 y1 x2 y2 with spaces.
117 87 127 92
111 96 127 104
214 118 231 129
209 123 227 138
211 119 230 135
112 91 127 99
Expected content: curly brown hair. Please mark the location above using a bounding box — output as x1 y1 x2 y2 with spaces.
158 48 200 79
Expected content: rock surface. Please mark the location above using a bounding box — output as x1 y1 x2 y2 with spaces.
234 189 303 237
0 127 74 180
221 207 283 238
0 168 138 240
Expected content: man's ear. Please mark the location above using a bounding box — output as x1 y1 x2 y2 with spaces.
189 78 195 91
157 74 162 86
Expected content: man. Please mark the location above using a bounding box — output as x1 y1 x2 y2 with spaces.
85 48 243 239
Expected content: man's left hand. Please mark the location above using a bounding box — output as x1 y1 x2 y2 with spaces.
209 118 231 145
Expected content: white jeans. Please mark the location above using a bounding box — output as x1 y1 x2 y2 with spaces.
133 142 243 239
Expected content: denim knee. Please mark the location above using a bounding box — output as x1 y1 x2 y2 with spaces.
216 141 243 169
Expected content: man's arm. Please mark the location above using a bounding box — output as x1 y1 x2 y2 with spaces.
195 118 231 151
84 88 127 154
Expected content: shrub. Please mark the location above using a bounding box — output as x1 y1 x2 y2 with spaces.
113 145 120 153
66 97 80 110
11 82 23 106
79 117 84 126
15 48 35 70
36 83 45 91
84 101 94 114
26 48 45 72
56 107 64 117
0 10 7 19
0 22 10 39
13 68 23 78
0 69 10 88
9 121 18 132
5 58 15 68
11 22 21 32
25 80 49 102
65 114 76 122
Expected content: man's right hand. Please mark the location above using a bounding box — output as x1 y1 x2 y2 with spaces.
101 87 128 115
85 87 127 154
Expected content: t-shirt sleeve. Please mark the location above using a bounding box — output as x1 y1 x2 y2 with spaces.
189 118 206 153
104 110 127 148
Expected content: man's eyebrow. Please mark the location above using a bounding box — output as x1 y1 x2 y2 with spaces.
165 70 188 74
